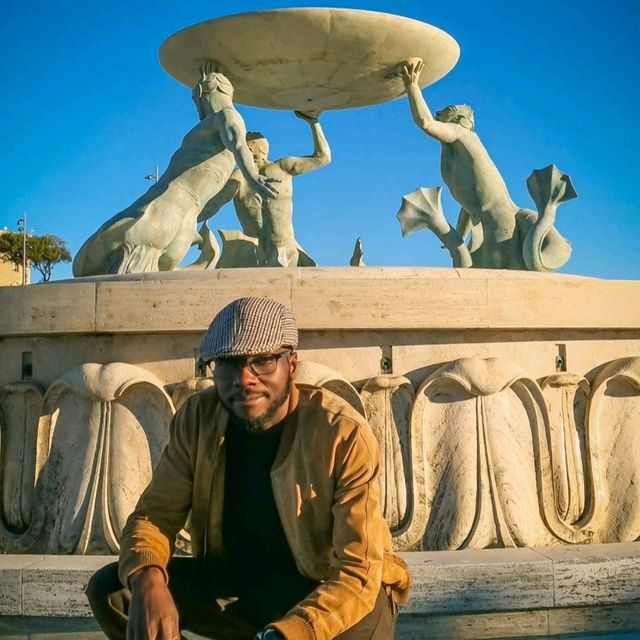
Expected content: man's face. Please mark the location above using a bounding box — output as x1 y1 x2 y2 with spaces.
214 349 297 431
247 138 269 168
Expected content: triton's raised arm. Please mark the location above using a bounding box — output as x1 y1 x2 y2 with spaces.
278 111 331 176
399 58 459 144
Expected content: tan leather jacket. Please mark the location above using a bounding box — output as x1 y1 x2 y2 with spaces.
119 384 410 640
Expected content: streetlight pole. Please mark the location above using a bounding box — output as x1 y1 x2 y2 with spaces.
17 213 27 286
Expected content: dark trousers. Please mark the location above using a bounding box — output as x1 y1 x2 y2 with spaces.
86 558 396 640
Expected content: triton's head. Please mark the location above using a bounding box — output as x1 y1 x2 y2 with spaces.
192 69 234 120
246 132 269 167
435 104 475 130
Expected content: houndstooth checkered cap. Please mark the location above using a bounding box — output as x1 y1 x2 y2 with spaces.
200 297 298 360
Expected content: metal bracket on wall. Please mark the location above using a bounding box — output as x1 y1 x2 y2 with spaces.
380 345 393 374
21 351 32 381
195 349 207 378
555 343 567 372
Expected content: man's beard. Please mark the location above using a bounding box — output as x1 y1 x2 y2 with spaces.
222 378 293 433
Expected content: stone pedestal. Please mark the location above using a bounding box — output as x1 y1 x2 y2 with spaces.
1 268 639 556
1 267 639 635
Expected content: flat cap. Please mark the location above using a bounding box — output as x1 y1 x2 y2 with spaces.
200 297 298 360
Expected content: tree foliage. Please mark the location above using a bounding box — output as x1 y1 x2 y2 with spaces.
0 231 72 282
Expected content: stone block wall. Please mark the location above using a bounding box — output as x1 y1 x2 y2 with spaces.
0 268 639 555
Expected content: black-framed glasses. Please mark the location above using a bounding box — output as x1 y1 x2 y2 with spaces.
210 349 293 378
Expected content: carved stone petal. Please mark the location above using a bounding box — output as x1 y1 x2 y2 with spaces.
37 363 174 554
171 377 215 411
52 362 166 403
361 375 413 531
0 383 45 543
435 357 528 396
540 374 589 525
294 360 365 417
585 356 640 542
399 357 561 551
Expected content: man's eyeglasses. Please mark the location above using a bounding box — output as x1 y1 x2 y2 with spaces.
210 349 293 378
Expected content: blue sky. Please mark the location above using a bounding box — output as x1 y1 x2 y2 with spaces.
1 0 638 280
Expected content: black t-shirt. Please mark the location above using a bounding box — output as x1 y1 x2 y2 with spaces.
222 410 300 580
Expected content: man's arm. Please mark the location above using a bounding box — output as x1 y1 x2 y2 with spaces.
118 399 197 639
278 111 331 176
118 404 195 584
400 58 458 144
197 170 242 223
219 109 279 200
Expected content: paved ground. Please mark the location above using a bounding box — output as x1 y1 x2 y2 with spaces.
0 617 104 640
0 618 638 640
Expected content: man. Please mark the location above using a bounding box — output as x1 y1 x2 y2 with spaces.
73 62 278 276
198 111 330 267
87 297 410 640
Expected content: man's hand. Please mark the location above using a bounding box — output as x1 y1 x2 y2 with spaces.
127 566 180 640
254 628 284 640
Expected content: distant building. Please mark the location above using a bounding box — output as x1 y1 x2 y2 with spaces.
0 230 30 286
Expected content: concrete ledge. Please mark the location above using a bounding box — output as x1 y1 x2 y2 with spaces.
0 615 105 639
0 555 113 617
397 545 640 637
1 268 639 336
402 548 554 614
402 543 640 614
1 545 640 638
397 603 640 639
535 543 640 607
